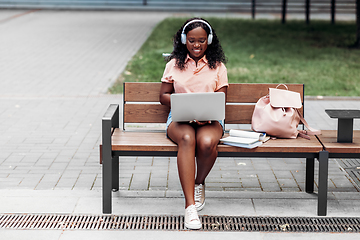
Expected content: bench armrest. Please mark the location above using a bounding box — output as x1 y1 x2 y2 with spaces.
103 104 120 128
101 104 119 164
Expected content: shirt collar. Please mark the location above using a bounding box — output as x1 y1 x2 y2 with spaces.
185 54 208 64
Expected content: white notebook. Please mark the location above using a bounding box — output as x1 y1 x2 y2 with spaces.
170 92 225 122
220 129 269 149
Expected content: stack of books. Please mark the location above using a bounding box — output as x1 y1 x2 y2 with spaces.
220 129 269 149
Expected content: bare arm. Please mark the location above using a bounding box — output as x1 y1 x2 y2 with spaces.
159 82 174 107
216 86 228 102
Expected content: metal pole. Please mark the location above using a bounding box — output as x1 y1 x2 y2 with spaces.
252 0 256 19
282 0 287 24
331 0 336 24
356 0 360 47
306 0 310 25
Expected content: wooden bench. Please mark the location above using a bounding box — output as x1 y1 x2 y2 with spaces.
101 82 328 215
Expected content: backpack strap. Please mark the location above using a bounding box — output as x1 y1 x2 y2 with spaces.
296 109 321 139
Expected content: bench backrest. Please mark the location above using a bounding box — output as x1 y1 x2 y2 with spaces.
123 82 304 130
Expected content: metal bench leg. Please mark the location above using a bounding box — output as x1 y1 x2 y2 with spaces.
317 151 329 216
112 156 119 191
305 158 314 193
102 157 112 214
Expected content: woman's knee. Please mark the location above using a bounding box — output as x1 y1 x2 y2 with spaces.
168 124 195 146
179 132 196 146
197 136 217 153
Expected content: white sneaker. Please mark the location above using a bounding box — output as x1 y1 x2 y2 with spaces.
184 204 201 230
195 184 205 211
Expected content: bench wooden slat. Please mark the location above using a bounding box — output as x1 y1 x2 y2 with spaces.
227 83 304 103
124 82 304 103
225 105 304 124
225 105 255 124
112 129 177 152
111 129 322 153
124 104 169 123
124 104 302 125
317 130 360 154
124 82 161 102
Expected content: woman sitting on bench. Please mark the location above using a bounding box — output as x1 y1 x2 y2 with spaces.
159 17 228 230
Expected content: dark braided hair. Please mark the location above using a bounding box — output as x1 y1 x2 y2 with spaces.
169 17 227 70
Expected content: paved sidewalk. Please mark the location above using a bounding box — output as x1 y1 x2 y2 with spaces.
0 9 360 239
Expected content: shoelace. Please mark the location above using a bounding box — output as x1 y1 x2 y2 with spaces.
194 184 203 202
186 205 199 221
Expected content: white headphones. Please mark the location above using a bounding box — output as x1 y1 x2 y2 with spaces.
181 19 213 45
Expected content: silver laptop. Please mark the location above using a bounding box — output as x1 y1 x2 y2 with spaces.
170 92 225 122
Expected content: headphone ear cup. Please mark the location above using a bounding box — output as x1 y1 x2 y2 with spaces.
207 34 213 45
181 33 187 44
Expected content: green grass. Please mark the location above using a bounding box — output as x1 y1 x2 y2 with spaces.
108 18 360 96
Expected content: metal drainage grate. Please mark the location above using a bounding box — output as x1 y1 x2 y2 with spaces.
1 214 360 232
338 159 360 189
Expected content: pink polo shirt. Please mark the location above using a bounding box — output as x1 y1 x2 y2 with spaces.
161 55 228 93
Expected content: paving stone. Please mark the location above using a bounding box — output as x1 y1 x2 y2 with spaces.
35 173 62 190
206 177 241 183
207 182 243 188
150 171 168 179
280 187 302 192
73 173 97 190
277 178 299 189
260 182 282 192
241 178 261 188
54 177 77 190
130 173 150 190
149 177 168 187
272 170 294 179
257 174 277 183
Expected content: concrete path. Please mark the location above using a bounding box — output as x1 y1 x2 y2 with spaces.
0 9 359 239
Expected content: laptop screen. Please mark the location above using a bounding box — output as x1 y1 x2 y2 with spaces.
170 92 225 122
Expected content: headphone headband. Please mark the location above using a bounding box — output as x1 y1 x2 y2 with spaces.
181 19 213 45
